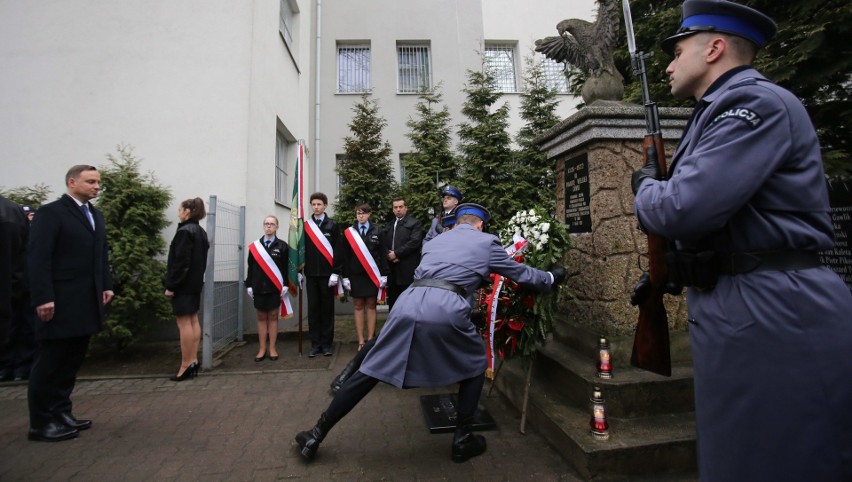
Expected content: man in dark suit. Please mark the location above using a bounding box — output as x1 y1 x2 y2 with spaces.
27 165 114 442
383 197 422 309
0 195 28 349
302 192 340 358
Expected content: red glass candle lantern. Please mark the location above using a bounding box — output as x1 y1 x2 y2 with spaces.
597 337 612 379
589 387 610 440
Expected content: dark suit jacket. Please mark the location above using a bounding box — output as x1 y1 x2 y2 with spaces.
27 194 113 340
337 223 389 278
304 216 339 277
0 195 28 343
382 215 423 286
245 237 288 294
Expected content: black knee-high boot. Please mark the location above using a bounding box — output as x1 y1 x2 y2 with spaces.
452 373 487 463
296 371 379 461
329 338 375 395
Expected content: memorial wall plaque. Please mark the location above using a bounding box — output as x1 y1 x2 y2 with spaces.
819 180 851 292
564 153 591 233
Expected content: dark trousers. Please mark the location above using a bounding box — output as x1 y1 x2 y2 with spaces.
0 296 37 378
386 281 411 311
28 335 90 428
324 371 486 430
306 275 334 348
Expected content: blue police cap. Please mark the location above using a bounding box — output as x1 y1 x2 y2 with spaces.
454 203 491 223
440 185 463 201
661 0 777 55
441 208 457 228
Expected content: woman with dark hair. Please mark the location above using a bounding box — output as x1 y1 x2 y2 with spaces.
164 197 209 381
337 203 388 350
245 215 289 362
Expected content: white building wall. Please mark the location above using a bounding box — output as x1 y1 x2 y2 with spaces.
317 0 594 216
0 0 313 242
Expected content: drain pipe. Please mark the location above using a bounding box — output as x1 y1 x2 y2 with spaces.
314 0 322 192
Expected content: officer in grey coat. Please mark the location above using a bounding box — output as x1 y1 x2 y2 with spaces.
296 203 565 463
632 1 852 480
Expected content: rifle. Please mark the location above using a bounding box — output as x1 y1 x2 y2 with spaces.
623 0 671 376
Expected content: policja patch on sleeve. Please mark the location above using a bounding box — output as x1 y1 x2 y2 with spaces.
711 107 763 129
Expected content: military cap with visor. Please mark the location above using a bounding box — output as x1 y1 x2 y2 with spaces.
661 0 777 56
440 185 463 202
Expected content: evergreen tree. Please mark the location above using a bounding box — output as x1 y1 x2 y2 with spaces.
335 94 398 226
402 84 459 227
517 53 563 211
0 183 51 208
614 0 851 177
457 68 519 229
95 145 172 349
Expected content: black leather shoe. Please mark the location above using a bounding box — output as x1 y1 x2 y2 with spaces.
295 412 331 461
28 422 79 442
57 412 92 431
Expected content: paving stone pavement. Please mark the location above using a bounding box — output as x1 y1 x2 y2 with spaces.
0 341 585 481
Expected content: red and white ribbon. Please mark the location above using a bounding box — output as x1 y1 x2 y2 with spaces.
248 240 294 318
484 235 529 378
343 227 386 303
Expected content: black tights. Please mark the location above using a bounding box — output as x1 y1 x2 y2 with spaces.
322 371 486 431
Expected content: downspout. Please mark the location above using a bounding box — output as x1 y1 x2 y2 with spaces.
314 0 322 192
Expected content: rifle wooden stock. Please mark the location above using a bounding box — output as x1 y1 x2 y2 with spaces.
630 133 672 377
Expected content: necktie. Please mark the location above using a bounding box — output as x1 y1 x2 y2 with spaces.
360 225 366 237
392 218 399 250
265 240 271 249
79 204 94 229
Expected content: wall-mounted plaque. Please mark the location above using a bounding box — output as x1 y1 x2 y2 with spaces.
820 180 851 292
564 153 591 233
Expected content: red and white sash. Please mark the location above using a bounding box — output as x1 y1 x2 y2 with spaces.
484 235 529 378
305 218 344 297
248 240 294 318
343 227 386 303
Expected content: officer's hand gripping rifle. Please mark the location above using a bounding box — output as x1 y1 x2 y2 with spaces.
623 0 671 376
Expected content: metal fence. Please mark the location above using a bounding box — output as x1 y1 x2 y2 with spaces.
201 195 246 369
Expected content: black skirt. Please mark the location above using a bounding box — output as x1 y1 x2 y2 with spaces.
171 292 201 316
253 292 281 311
349 273 378 298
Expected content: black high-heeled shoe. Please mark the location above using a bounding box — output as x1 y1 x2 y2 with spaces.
170 361 199 382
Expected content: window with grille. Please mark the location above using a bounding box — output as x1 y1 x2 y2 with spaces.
335 154 346 195
279 0 294 48
337 45 371 93
484 44 517 93
398 153 410 184
397 45 431 93
275 131 291 206
540 55 569 93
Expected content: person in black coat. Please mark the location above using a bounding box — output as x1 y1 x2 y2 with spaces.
0 196 28 350
303 192 340 357
337 203 389 350
382 197 423 310
164 197 209 382
245 215 288 362
27 165 114 442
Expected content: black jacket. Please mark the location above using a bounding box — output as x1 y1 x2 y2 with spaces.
304 216 340 277
337 223 389 278
164 220 209 294
245 237 288 294
0 195 28 343
382 215 423 286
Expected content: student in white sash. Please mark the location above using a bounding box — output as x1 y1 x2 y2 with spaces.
337 204 389 351
245 216 288 362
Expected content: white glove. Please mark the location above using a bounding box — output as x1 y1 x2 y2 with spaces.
343 278 351 291
379 276 387 289
281 286 289 298
328 273 339 287
247 287 254 299
298 273 305 288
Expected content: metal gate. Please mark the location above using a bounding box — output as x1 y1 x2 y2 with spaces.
201 195 246 369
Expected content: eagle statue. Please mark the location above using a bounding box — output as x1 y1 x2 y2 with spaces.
535 0 624 103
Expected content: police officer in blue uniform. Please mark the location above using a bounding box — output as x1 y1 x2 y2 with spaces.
422 185 462 244
296 203 566 463
632 1 852 479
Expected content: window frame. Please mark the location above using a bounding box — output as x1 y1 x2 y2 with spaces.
396 43 432 94
484 43 518 93
337 43 372 94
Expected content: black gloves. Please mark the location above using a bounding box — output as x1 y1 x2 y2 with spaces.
631 159 661 194
630 272 651 306
548 264 566 285
630 272 684 306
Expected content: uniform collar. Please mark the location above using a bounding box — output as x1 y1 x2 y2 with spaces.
700 65 759 103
